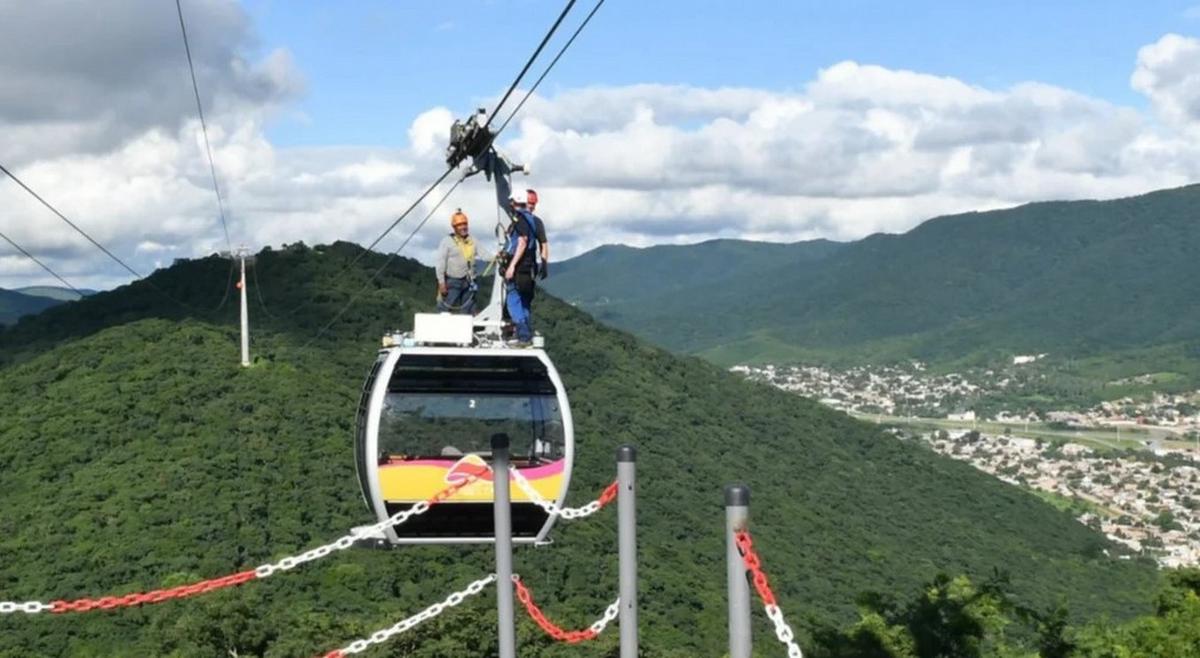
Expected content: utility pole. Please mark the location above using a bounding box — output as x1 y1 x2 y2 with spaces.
237 246 250 367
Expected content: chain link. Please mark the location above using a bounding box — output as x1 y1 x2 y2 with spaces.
257 476 475 578
512 576 619 643
322 575 496 657
9 477 478 617
588 599 621 635
0 601 53 614
735 530 804 658
765 605 804 658
508 467 618 520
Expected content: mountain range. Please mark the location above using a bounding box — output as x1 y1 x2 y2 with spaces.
0 243 1159 656
546 184 1200 376
0 286 94 326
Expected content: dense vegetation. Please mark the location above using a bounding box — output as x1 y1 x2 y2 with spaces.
822 568 1200 657
0 244 1166 657
548 184 1200 379
0 288 65 325
549 238 843 311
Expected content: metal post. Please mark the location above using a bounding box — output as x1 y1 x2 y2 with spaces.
617 445 638 657
726 484 752 658
491 433 516 658
238 249 250 367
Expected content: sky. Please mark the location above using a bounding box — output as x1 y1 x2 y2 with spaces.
2 0 1200 290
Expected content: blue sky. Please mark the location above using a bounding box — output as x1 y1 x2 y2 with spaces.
245 0 1200 147
4 0 1200 289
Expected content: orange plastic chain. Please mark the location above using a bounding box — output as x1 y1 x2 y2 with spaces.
513 577 599 643
734 530 777 606
46 478 477 615
50 570 258 613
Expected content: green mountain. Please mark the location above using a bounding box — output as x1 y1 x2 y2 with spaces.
14 286 96 302
548 184 1200 371
0 243 1160 657
550 238 843 308
0 288 64 326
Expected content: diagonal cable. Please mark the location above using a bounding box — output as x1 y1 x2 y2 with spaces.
337 166 455 277
337 0 580 279
495 0 605 138
0 162 142 279
483 0 577 131
300 177 464 349
0 230 83 296
175 0 233 253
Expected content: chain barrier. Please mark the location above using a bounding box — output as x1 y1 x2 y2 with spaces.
735 530 804 658
512 575 619 643
2 477 477 615
256 474 478 578
0 601 53 615
318 574 496 658
508 467 618 519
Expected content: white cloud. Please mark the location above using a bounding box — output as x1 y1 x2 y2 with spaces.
1132 33 1200 128
1 10 1199 291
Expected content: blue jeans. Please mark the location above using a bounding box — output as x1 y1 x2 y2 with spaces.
505 273 535 341
438 277 475 314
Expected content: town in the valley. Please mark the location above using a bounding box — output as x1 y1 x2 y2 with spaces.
733 359 1200 567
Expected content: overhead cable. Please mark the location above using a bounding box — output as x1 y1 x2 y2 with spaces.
339 0 582 277
0 162 216 315
0 230 84 296
338 166 456 277
175 0 233 253
495 0 606 138
483 0 578 131
301 177 465 349
0 162 142 279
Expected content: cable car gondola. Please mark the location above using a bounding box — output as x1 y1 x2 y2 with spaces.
354 112 573 544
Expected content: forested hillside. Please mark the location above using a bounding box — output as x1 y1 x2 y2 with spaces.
548 238 843 309
0 243 1162 657
549 184 1200 371
0 288 64 326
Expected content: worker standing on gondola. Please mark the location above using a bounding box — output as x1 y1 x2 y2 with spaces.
503 189 543 346
527 188 550 281
435 209 478 314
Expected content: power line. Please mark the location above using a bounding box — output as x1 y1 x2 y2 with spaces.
0 162 218 315
338 166 456 277
483 0 578 131
301 177 464 349
175 0 233 254
250 258 276 320
0 162 142 279
339 0 582 278
0 230 83 296
211 257 238 312
495 0 606 138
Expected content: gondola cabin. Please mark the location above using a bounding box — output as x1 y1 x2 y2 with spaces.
355 314 574 544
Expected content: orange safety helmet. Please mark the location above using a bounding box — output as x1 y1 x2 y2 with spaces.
451 209 469 227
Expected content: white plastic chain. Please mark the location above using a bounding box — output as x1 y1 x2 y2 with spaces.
508 466 607 519
588 598 622 636
254 500 433 578
0 601 53 615
337 575 496 655
764 604 804 658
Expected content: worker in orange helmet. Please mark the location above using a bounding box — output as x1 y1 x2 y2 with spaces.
435 209 479 314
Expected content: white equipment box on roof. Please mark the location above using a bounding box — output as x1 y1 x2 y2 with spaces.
413 312 474 346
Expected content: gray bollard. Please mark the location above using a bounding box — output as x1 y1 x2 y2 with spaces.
617 445 638 657
726 484 752 658
491 434 516 658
